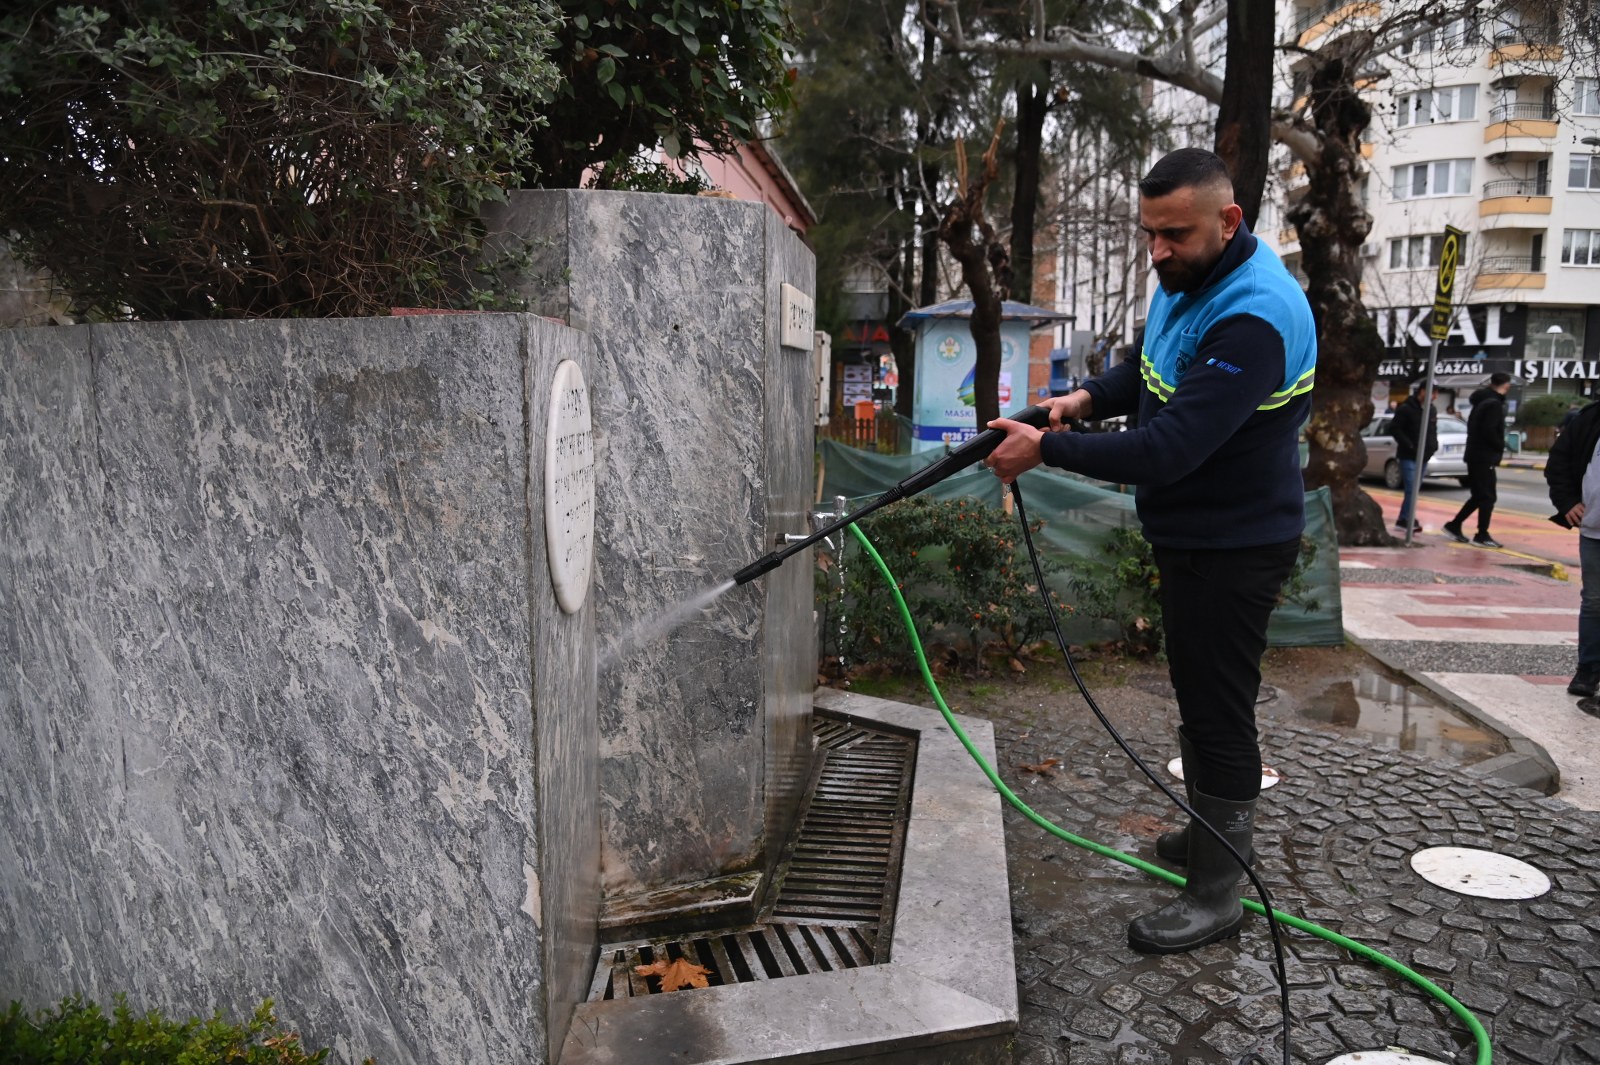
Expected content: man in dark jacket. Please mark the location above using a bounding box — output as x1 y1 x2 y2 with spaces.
985 148 1315 956
1443 373 1512 548
1546 398 1600 699
1389 382 1438 534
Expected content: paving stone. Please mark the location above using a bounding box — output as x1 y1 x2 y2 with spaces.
1234 996 1284 1031
1330 989 1379 1015
1328 1016 1383 1049
1450 983 1510 1015
1516 980 1573 1010
1099 984 1142 1014
1409 947 1458 974
1045 969 1093 996
1129 1009 1183 1044
1065 1005 1122 1040
1198 1020 1256 1057
1163 995 1208 1024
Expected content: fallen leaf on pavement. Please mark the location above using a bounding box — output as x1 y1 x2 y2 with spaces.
634 957 713 992
1017 758 1061 775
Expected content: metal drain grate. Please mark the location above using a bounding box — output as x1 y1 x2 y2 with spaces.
588 921 878 999
767 713 915 937
588 711 916 998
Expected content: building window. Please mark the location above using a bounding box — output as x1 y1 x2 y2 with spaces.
1392 159 1473 200
1395 86 1477 126
1577 78 1600 117
1561 229 1600 265
1570 155 1600 190
1387 233 1466 270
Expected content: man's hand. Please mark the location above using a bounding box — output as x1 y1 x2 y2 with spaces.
983 417 1048 484
1568 502 1586 526
1039 389 1093 431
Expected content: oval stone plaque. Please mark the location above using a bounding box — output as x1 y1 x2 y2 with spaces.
545 360 595 614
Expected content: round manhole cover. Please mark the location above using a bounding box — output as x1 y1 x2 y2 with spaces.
1410 846 1550 899
1166 758 1281 790
1324 1053 1451 1065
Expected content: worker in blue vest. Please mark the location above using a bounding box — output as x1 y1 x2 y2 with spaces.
983 148 1316 956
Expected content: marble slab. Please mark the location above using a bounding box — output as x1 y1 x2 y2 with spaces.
0 314 600 1064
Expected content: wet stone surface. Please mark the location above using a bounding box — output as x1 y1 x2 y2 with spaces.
991 694 1600 1064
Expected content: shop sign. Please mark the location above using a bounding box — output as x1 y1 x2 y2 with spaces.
1515 359 1600 383
1375 303 1525 354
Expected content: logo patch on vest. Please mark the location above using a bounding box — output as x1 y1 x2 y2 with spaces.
1206 357 1244 375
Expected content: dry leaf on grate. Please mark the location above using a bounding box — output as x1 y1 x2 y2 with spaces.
634 957 713 992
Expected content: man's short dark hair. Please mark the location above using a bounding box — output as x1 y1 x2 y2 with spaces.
1139 148 1234 199
1488 372 1512 386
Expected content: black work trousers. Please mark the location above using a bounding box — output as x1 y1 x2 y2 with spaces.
1154 538 1300 802
1450 462 1498 534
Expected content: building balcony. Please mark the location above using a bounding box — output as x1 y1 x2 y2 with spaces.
1480 178 1552 223
1488 29 1564 68
1485 102 1559 144
1476 254 1547 289
1293 1 1381 47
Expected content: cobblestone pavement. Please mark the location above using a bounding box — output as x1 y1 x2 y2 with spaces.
987 689 1600 1065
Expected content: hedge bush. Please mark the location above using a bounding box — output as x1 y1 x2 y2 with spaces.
0 996 359 1065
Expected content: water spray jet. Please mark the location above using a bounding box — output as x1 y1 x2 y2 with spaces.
730 404 1054 587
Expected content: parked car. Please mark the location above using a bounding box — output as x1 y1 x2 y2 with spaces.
1360 413 1469 488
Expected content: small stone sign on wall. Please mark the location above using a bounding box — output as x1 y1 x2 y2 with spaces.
545 359 595 614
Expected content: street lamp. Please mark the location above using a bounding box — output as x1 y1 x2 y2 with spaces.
1544 324 1563 394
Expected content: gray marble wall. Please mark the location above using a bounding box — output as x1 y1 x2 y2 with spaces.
483 191 817 913
0 314 599 1064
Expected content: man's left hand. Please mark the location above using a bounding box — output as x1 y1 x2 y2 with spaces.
984 418 1047 484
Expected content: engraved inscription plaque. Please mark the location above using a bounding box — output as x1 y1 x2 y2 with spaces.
781 283 815 350
545 360 595 614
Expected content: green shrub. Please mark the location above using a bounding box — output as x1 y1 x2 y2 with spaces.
0 996 354 1064
1516 393 1578 428
820 497 1066 673
0 0 561 319
1062 526 1322 659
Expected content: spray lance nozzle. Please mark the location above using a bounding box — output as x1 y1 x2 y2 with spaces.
730 404 1055 586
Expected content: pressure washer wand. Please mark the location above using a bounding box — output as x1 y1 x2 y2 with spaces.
731 404 1054 586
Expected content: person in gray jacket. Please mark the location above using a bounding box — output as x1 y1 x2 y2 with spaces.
1546 398 1600 701
1443 373 1512 548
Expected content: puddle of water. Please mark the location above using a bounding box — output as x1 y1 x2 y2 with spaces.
1267 667 1508 765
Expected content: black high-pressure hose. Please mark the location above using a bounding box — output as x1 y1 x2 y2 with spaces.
731 405 1057 587
730 427 1494 1065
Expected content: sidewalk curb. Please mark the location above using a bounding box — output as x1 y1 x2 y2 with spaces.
1347 634 1562 797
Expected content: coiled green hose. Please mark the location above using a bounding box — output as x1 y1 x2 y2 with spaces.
844 520 1491 1065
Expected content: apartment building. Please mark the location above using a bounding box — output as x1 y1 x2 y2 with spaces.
1094 1 1600 407
1268 0 1600 404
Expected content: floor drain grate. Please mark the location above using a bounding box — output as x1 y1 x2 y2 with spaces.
588 711 915 998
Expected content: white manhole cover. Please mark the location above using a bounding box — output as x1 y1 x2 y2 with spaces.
1324 1052 1450 1065
1167 758 1281 790
1410 846 1550 899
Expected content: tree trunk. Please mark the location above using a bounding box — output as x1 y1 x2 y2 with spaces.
940 131 1009 428
1213 0 1274 229
1286 51 1395 546
1010 70 1049 303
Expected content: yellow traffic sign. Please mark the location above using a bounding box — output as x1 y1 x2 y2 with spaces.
1429 226 1465 341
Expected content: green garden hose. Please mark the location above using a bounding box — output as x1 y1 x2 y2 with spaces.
844 519 1492 1065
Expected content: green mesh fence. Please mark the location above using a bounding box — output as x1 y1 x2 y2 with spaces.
816 439 1344 647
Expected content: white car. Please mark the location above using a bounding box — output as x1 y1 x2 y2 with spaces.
1360 414 1470 488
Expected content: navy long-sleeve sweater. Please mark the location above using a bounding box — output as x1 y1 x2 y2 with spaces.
1039 223 1317 549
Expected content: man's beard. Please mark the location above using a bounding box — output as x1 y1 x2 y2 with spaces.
1155 257 1207 294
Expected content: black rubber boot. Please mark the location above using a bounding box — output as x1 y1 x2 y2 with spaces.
1155 734 1255 867
1129 789 1255 955
1154 732 1196 863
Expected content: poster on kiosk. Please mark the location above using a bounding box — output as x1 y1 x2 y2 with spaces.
910 321 1032 453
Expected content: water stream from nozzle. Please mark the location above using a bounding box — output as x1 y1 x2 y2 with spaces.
599 579 737 670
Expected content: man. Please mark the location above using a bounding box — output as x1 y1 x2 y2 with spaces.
1545 397 1600 701
985 148 1315 955
1443 373 1512 548
1388 382 1438 534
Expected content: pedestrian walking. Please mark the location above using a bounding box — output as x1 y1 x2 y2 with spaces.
1389 382 1437 534
1443 373 1512 548
983 147 1315 955
1545 396 1600 701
